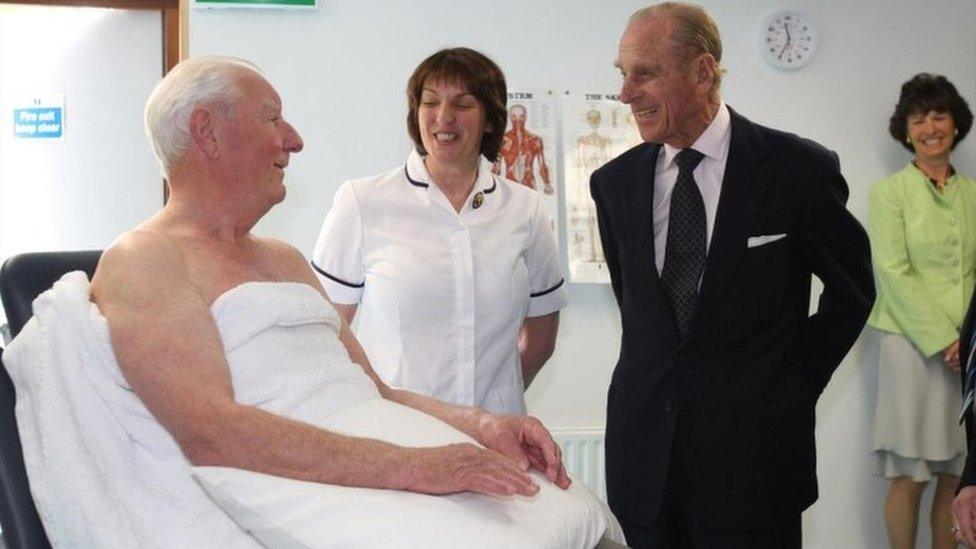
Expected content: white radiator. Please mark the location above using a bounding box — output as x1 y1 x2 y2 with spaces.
550 428 607 504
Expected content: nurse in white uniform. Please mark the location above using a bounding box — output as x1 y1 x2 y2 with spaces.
312 48 567 415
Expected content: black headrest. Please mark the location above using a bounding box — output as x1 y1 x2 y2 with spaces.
0 251 101 339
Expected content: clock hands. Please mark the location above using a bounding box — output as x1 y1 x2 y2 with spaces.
778 20 792 60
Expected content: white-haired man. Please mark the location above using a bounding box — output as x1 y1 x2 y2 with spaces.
91 55 569 497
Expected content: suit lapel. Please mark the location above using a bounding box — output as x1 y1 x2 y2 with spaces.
623 143 660 268
622 143 679 338
686 109 771 341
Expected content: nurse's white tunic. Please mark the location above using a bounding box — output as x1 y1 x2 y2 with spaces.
312 151 567 414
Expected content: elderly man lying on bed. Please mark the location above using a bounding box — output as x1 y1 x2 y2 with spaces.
7 55 622 548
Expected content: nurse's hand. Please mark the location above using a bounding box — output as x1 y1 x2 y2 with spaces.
476 413 571 489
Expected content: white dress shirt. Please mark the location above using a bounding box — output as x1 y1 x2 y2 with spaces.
653 102 732 275
311 150 567 414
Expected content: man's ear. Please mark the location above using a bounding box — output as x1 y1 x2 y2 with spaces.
189 107 219 159
695 53 716 91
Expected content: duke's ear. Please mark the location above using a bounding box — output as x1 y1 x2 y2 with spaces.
696 53 717 90
189 107 219 159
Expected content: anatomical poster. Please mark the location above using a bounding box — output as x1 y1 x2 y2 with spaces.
493 90 560 245
562 92 642 283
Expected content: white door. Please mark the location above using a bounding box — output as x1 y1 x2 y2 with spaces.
0 5 165 327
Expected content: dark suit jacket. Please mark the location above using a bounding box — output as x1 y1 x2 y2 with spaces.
589 108 875 532
960 289 976 488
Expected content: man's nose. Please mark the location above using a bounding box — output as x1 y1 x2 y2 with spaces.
620 78 635 104
284 122 303 152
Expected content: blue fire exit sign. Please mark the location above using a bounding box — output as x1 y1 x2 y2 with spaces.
13 95 64 139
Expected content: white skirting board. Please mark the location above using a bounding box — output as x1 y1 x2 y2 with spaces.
550 428 606 504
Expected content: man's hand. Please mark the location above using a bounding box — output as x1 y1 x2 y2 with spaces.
373 384 570 493
400 443 539 497
476 413 571 489
953 485 976 546
945 339 961 373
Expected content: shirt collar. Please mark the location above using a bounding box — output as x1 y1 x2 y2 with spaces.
405 149 432 188
909 160 956 187
661 101 731 169
404 149 498 209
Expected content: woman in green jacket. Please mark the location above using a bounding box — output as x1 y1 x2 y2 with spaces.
870 73 976 549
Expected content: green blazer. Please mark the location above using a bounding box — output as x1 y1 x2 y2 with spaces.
867 163 976 356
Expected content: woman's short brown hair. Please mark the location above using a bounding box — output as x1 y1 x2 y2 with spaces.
406 47 507 162
889 73 973 152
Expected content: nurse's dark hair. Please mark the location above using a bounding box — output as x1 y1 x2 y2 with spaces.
889 73 973 152
406 47 507 161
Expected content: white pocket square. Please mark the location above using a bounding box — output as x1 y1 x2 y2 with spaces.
747 233 788 248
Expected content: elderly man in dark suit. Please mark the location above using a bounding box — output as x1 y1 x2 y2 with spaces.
590 3 875 547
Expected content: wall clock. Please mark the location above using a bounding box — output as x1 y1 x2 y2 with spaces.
761 10 818 70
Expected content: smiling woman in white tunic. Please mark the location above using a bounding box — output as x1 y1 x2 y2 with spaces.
312 48 566 415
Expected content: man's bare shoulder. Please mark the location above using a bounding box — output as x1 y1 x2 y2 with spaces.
254 236 319 287
91 227 191 308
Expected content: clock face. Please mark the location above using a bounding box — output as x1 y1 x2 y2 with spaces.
761 10 818 70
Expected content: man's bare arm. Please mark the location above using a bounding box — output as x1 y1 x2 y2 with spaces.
290 252 568 489
90 233 538 496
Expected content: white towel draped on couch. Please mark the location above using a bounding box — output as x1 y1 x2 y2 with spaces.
4 272 623 548
4 271 261 548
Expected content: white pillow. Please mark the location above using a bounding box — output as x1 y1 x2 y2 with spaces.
193 398 624 548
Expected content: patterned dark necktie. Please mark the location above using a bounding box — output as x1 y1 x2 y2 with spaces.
661 148 706 337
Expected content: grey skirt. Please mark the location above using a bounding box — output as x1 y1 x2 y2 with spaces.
871 330 966 481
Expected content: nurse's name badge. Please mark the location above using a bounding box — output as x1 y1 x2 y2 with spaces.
472 191 484 209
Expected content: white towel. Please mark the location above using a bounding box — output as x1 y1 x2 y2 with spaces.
209 282 380 426
4 272 259 549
